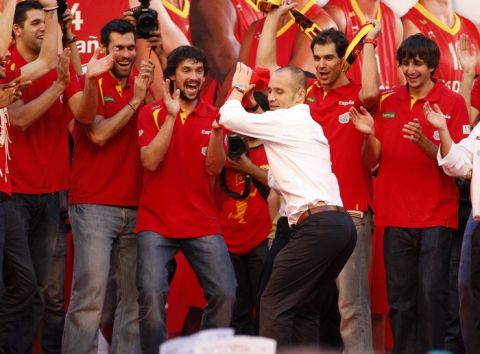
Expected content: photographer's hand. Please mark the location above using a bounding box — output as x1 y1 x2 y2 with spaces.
147 30 167 71
122 10 137 28
228 154 256 174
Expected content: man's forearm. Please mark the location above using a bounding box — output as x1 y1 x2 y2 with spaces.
256 12 281 72
73 78 98 124
205 128 226 175
8 82 65 131
140 115 176 171
0 0 16 56
20 9 58 81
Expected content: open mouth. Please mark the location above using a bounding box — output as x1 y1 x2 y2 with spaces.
116 60 131 70
185 82 199 95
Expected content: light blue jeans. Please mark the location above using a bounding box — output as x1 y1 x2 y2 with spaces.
62 204 140 354
336 211 374 354
136 231 237 354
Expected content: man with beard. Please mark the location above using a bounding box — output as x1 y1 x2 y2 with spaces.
62 19 154 354
135 45 236 353
4 1 113 352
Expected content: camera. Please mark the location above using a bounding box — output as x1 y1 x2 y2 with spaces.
131 0 159 39
57 0 68 19
256 0 281 13
228 134 248 160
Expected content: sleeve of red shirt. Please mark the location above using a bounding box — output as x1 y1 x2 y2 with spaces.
373 105 384 142
472 78 480 112
138 105 160 148
445 94 470 143
79 74 105 117
0 69 21 84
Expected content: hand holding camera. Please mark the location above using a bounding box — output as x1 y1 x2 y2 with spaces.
129 0 159 39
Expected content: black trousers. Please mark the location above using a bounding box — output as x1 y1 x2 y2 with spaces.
259 211 356 347
230 240 268 335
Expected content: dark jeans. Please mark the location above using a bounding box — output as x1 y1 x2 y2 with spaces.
230 240 268 335
0 201 36 349
384 226 454 354
458 214 480 354
259 211 356 347
6 193 60 353
136 232 237 354
42 204 68 354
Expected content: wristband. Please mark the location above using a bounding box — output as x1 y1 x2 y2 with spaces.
127 102 137 112
43 5 59 12
66 35 77 45
362 37 377 48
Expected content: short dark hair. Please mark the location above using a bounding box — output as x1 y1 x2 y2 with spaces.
13 1 43 27
164 45 209 78
310 28 349 59
396 34 440 75
275 66 307 91
100 19 136 47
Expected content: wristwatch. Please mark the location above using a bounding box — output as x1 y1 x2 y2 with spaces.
232 84 246 94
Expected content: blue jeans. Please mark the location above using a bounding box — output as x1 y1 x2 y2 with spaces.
7 193 60 353
336 211 373 354
42 197 68 354
62 204 140 354
384 227 454 354
136 231 236 354
458 214 480 353
0 200 37 347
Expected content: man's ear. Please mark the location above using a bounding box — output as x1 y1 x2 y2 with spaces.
295 88 306 104
12 24 22 38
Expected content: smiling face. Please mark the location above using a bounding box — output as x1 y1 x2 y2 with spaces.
312 42 343 89
170 58 206 102
400 55 434 91
13 9 45 55
106 32 136 79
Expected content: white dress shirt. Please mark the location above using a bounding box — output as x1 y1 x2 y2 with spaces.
438 123 479 219
219 100 342 225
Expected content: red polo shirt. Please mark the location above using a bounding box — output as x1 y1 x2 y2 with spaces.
69 71 142 206
374 81 470 229
217 144 271 254
472 78 480 112
306 80 370 211
7 47 80 194
136 99 222 238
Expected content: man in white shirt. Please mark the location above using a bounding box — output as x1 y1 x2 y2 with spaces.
219 62 357 347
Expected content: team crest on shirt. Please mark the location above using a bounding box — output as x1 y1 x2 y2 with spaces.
103 96 115 103
382 112 396 119
201 146 208 156
307 96 316 104
433 131 440 140
463 125 472 134
338 112 350 124
138 129 144 137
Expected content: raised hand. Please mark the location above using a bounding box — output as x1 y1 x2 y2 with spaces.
133 60 155 103
231 62 254 93
56 48 71 89
349 106 375 135
86 47 116 79
456 34 477 76
365 18 382 39
162 79 180 117
423 101 447 131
